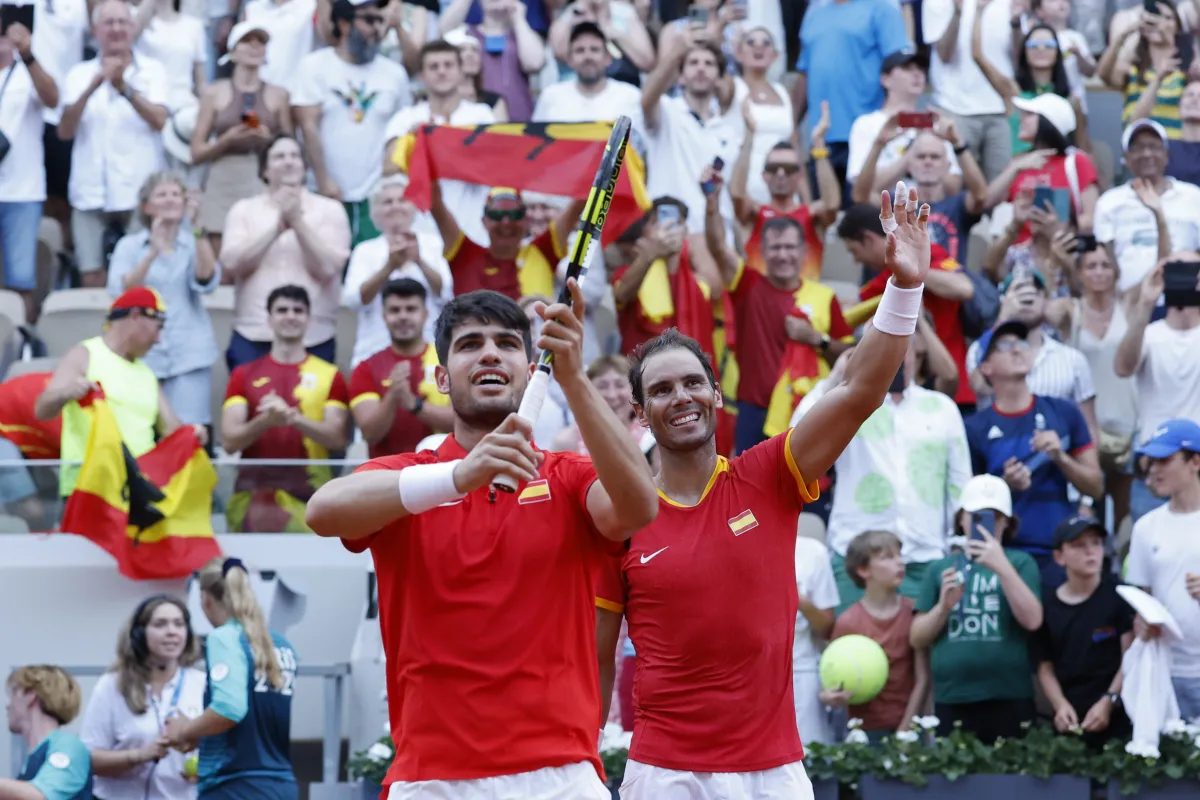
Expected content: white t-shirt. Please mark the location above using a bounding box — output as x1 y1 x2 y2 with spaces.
291 48 412 202
1094 180 1200 292
531 78 644 132
341 232 453 367
1133 321 1200 445
793 536 840 673
384 99 495 246
927 0 1012 116
63 56 169 212
1126 505 1200 679
0 62 48 202
31 0 87 124
134 15 207 111
243 0 318 93
79 668 207 800
846 109 963 183
645 93 740 234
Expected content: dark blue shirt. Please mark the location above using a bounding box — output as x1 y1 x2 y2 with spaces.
964 395 1092 553
199 621 297 793
928 192 979 264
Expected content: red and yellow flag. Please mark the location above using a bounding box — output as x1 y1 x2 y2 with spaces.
395 122 651 245
60 390 221 580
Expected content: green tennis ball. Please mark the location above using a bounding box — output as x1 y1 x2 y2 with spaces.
183 755 199 778
819 634 890 705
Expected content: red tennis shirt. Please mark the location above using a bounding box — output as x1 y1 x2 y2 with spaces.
596 429 819 773
342 436 615 784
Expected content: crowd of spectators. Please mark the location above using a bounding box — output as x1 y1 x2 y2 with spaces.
1 0 1200 761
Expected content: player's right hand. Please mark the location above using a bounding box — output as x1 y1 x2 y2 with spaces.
937 566 964 613
453 414 544 493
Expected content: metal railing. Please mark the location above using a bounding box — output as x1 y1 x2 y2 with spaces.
9 663 350 783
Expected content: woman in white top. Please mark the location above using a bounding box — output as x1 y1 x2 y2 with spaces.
80 595 207 800
1048 242 1138 527
133 0 207 111
734 26 796 207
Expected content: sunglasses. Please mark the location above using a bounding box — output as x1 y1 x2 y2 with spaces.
991 339 1030 353
764 162 801 175
136 308 166 322
744 37 772 47
485 207 526 222
1024 40 1058 50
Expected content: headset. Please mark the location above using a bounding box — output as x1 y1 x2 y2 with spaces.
129 594 195 666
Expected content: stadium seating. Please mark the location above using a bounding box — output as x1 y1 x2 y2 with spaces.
38 289 112 357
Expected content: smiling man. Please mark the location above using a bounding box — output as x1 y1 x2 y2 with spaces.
597 184 934 799
306 287 658 799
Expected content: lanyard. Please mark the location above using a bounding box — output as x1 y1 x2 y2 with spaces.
149 671 187 730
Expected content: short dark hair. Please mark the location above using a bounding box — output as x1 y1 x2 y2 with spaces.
768 141 796 154
382 278 428 304
844 530 902 589
761 216 804 242
433 290 533 364
684 40 727 74
420 40 462 70
267 284 310 312
1035 115 1071 154
651 195 688 223
258 134 306 182
628 328 716 406
837 203 885 243
569 20 606 46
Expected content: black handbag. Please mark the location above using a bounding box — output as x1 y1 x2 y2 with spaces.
0 63 17 164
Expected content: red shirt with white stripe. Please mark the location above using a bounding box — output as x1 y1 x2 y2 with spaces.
342 437 615 783
596 429 819 772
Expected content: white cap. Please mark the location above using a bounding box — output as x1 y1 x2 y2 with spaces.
1011 93 1076 137
416 433 448 453
1122 118 1169 151
161 101 200 165
959 474 1013 517
218 21 270 65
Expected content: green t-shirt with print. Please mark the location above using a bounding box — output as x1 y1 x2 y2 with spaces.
916 548 1041 704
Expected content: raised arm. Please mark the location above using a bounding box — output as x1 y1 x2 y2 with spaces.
1115 264 1161 377
972 0 1020 108
789 184 930 482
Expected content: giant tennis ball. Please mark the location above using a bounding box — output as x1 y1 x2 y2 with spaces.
819 634 890 705
183 755 198 778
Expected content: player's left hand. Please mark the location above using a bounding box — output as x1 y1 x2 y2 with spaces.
965 526 1006 574
534 278 588 385
879 181 931 289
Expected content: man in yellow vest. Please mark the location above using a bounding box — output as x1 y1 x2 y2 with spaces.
34 287 206 495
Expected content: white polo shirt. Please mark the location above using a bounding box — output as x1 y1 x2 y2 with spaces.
1094 179 1200 293
79 667 206 800
62 56 168 212
793 381 972 563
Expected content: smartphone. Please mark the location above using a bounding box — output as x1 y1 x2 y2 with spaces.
483 33 506 54
240 93 260 128
971 509 995 542
1145 0 1162 13
896 111 935 129
1032 186 1071 221
888 364 906 394
1022 449 1052 474
1164 260 1200 307
1178 33 1196 73
656 204 681 228
1075 233 1098 253
0 3 34 34
688 5 708 26
700 156 725 197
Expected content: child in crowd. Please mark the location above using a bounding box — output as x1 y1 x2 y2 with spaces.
1032 515 1133 747
822 530 929 743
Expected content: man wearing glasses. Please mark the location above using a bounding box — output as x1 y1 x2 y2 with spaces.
429 184 584 300
292 0 412 245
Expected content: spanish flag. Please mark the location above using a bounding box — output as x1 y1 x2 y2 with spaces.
396 122 651 244
763 309 823 438
60 390 221 580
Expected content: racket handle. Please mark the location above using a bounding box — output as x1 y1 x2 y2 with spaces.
492 369 551 493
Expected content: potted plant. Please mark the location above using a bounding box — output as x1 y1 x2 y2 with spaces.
346 735 394 800
1094 721 1200 798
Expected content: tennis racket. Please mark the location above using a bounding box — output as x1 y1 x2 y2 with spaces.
492 116 633 493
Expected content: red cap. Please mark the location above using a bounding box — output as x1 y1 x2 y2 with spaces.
109 287 166 317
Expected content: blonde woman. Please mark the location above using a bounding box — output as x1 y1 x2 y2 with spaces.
2 665 93 799
165 558 298 800
106 172 221 430
80 595 206 800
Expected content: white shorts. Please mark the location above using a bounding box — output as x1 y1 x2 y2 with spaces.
386 761 610 800
620 758 813 800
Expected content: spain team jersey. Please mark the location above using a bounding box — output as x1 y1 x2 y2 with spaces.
223 355 349 498
744 205 823 281
445 227 565 300
348 343 450 458
597 429 819 773
342 437 617 784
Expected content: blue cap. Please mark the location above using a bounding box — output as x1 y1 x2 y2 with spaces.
977 320 1029 364
1136 419 1200 459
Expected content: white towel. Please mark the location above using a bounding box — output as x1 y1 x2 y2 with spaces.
1122 637 1182 757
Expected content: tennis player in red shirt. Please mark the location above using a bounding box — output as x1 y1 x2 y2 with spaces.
306 287 658 799
598 183 933 799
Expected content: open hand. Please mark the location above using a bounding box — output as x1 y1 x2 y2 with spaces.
880 181 931 289
452 413 543 492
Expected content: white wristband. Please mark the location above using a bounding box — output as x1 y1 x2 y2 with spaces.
872 277 924 336
398 460 466 514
